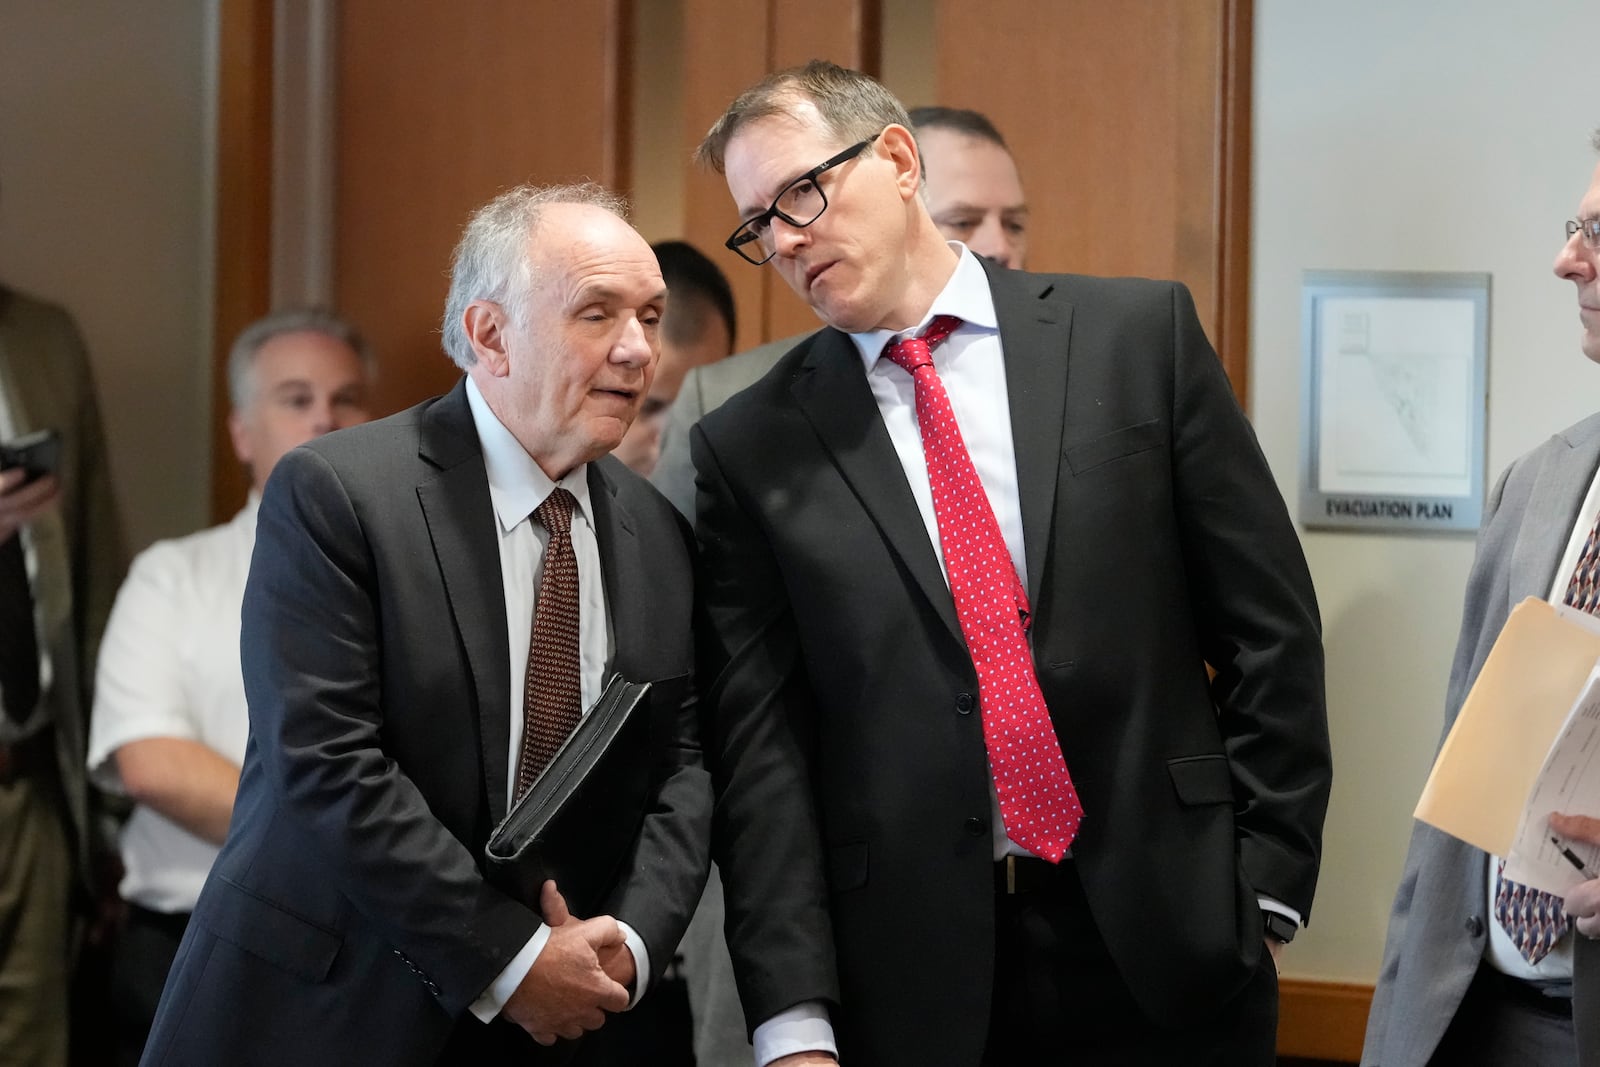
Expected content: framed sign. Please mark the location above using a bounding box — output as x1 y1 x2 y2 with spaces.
1299 270 1489 532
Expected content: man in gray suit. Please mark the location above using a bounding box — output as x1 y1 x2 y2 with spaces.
653 106 1029 517
1362 131 1600 1066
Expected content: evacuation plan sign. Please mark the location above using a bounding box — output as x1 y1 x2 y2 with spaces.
1299 271 1488 533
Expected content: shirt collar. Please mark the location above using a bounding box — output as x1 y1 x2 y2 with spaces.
848 243 1000 372
237 491 261 536
465 376 592 534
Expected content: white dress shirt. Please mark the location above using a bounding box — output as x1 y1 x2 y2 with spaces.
85 499 258 913
463 378 650 1023
1480 462 1600 982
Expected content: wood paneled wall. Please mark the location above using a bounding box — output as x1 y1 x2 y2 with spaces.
211 0 1252 471
210 0 275 521
935 0 1253 402
332 0 633 420
679 0 881 352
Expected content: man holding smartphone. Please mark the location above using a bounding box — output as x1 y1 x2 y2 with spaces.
0 283 125 1067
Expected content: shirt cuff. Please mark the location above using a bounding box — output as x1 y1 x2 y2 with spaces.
469 925 550 1023
753 1001 837 1066
467 920 650 1023
617 920 650 1009
1258 895 1301 928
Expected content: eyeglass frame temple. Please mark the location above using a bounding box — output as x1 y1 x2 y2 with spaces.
723 133 883 263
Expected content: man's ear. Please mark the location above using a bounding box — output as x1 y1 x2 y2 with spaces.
879 123 923 202
226 408 254 469
464 300 512 377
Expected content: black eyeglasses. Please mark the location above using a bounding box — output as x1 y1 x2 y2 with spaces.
724 133 881 265
1568 217 1600 250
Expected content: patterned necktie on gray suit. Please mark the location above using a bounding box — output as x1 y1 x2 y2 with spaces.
1493 511 1600 962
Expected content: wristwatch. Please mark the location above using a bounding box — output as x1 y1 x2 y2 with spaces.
1262 910 1298 944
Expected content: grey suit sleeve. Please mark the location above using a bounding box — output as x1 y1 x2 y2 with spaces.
1360 458 1521 1066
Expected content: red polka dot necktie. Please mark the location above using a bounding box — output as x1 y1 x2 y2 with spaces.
515 488 582 801
1492 510 1600 962
883 315 1083 862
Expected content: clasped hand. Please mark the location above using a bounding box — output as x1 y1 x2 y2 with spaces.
501 881 635 1045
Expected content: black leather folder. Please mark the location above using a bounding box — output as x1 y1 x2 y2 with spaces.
484 675 652 916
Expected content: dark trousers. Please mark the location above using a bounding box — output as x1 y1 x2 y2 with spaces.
1427 962 1575 1066
982 858 1277 1067
110 905 189 1067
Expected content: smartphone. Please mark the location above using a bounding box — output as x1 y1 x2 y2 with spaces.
0 428 62 485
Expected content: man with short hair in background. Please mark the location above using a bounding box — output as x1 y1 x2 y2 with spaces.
86 308 374 1066
614 240 735 478
653 105 1029 515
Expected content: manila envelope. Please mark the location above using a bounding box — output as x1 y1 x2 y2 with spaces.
1414 597 1600 855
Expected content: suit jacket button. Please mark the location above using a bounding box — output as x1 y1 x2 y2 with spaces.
965 817 987 837
955 693 974 715
1465 916 1485 938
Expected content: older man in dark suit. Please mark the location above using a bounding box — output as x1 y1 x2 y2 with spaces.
692 62 1329 1067
140 183 711 1066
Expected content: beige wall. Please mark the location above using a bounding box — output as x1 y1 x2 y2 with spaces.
1255 0 1599 983
0 0 213 551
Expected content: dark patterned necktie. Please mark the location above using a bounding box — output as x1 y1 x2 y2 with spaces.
1493 510 1600 962
514 488 582 801
0 534 39 723
882 315 1083 861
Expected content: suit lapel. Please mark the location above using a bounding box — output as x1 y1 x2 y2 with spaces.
790 330 962 642
586 459 647 682
415 381 513 824
986 263 1074 603
1510 420 1600 605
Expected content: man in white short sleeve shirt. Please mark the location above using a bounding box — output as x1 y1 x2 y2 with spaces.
86 308 373 1065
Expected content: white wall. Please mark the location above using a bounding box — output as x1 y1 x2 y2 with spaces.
0 0 214 551
1256 0 1599 982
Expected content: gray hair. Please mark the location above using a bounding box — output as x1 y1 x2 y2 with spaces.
696 60 913 175
440 182 631 369
228 308 373 412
